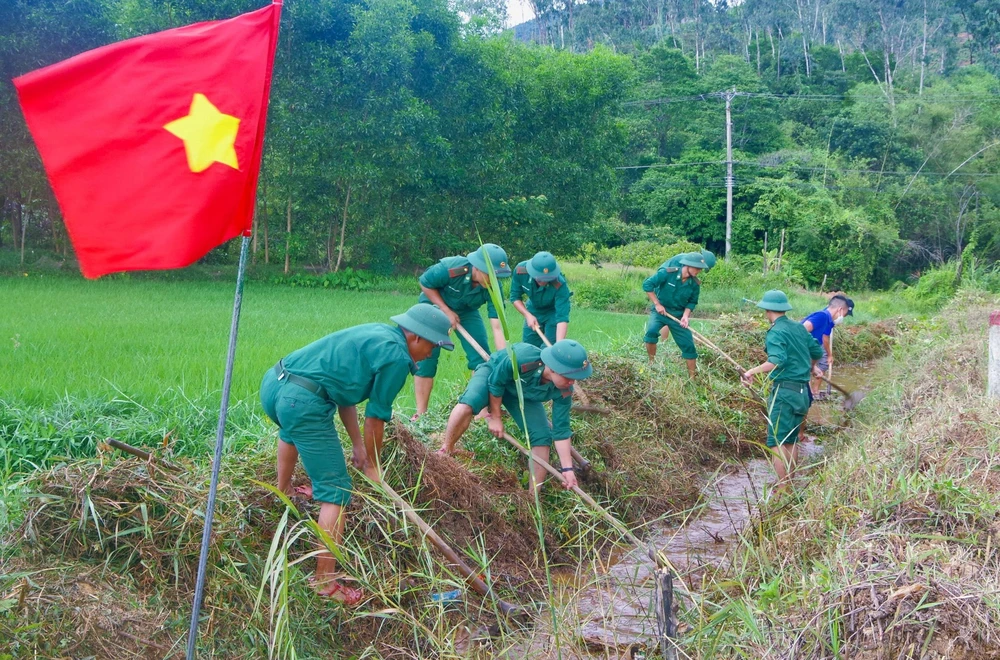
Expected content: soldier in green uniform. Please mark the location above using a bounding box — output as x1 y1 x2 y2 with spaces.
437 340 593 491
642 252 708 377
260 303 453 604
509 251 572 348
414 243 512 417
741 290 824 493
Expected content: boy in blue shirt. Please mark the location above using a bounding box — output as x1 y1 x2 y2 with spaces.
801 295 854 399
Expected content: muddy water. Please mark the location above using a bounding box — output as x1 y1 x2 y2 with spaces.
573 365 874 651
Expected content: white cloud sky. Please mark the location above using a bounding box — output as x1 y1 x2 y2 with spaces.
506 0 535 27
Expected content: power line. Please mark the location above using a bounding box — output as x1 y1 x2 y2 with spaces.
622 93 723 106
737 161 1000 178
615 160 724 170
615 159 999 178
625 90 1000 106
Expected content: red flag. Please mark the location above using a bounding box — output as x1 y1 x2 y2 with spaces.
13 3 282 279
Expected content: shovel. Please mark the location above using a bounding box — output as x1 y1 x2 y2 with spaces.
816 375 866 411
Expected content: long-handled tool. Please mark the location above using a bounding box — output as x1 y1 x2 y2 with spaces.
500 431 689 595
655 312 866 412
376 478 520 617
455 323 594 473
105 437 182 472
658 309 744 373
817 374 866 411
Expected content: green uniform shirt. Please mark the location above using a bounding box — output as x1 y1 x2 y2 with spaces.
281 323 415 421
419 256 499 318
765 315 824 383
486 343 574 440
642 266 700 316
508 261 572 323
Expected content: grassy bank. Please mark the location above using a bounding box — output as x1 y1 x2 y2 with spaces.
0 346 771 658
676 291 1000 657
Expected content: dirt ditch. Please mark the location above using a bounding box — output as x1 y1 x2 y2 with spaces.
569 363 877 652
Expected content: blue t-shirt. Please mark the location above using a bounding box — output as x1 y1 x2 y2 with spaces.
801 309 834 346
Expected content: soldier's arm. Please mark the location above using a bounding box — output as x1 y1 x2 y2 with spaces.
512 299 533 323
362 362 410 479
551 394 576 487
641 269 666 294
508 272 525 304
419 262 459 325
337 406 366 470
554 284 571 340
743 335 783 384
686 280 700 312
643 271 667 313
363 419 385 482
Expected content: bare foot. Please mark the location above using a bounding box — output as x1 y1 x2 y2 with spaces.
294 484 313 498
410 412 422 422
474 409 490 421
436 446 455 457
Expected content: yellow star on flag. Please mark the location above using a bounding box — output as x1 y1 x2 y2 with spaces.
164 93 240 173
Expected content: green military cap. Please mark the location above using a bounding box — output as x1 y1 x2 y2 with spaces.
679 252 709 270
756 290 793 312
540 339 593 380
701 249 717 270
391 303 455 350
526 251 561 282
467 243 512 278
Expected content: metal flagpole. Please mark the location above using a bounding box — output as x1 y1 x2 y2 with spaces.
186 235 251 659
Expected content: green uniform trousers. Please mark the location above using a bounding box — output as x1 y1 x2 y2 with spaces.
415 308 489 377
458 365 555 447
643 310 698 360
521 311 558 348
766 382 811 448
260 369 352 505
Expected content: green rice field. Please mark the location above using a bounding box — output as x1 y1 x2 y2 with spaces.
0 276 680 410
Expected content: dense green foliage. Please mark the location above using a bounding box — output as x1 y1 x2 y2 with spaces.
2 0 999 290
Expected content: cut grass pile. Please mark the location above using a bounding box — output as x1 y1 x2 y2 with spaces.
678 291 1000 658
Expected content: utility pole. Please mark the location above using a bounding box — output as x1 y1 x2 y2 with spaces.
724 88 736 261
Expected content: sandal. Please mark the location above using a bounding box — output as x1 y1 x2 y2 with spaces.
316 580 364 606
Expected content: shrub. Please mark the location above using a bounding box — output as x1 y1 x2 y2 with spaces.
573 278 631 309
270 268 419 294
903 263 957 309
597 239 702 269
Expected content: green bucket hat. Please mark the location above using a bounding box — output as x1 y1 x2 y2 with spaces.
391 303 455 350
467 243 512 278
679 252 709 270
756 290 793 312
525 251 560 282
540 339 593 380
700 249 717 270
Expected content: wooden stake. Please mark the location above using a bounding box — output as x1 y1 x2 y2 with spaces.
762 231 768 275
776 228 786 273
